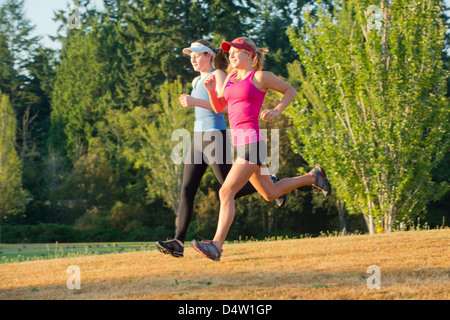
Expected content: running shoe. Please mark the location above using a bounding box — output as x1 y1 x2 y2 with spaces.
191 238 223 261
271 174 287 207
155 239 184 258
309 165 332 196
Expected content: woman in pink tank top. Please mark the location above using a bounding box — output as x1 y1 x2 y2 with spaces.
191 37 332 261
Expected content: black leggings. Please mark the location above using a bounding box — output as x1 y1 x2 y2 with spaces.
175 130 257 243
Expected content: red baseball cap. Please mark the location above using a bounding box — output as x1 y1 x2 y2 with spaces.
221 38 256 58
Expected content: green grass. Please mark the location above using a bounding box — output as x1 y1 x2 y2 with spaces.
0 242 156 264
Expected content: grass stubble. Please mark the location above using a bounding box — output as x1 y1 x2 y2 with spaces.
0 229 448 300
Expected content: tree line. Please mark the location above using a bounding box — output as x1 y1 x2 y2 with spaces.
0 0 449 243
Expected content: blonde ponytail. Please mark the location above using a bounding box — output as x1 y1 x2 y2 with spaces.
252 47 269 71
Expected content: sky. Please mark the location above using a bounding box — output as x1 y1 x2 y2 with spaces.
19 0 104 50
0 0 449 51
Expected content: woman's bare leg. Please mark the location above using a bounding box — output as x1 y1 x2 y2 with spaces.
249 165 315 201
211 163 320 251
212 159 259 250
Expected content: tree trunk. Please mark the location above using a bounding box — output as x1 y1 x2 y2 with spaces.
268 211 273 233
336 199 347 236
383 205 395 233
363 199 376 235
364 213 375 235
382 213 389 233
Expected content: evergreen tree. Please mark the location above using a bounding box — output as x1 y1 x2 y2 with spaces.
0 0 56 223
0 31 14 97
0 0 55 165
250 0 336 76
113 0 258 109
205 0 256 42
0 92 30 242
114 0 189 108
50 20 107 162
251 0 303 77
18 47 56 159
0 0 40 106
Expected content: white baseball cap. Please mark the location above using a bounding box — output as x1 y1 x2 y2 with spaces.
182 42 216 58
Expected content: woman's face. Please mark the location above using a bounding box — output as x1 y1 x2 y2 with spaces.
190 52 211 72
229 47 251 69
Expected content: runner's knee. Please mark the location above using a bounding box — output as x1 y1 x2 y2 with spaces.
219 185 237 201
261 191 277 202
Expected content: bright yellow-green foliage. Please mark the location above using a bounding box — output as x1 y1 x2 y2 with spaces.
287 0 450 233
0 93 30 224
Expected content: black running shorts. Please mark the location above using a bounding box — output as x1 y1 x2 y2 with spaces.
235 140 267 166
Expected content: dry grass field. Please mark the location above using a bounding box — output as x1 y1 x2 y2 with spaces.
0 229 448 300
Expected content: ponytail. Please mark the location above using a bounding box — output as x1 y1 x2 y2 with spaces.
213 47 229 73
252 47 269 71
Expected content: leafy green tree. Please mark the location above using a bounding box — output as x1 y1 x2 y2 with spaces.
131 79 194 215
89 79 192 227
0 92 30 242
424 1 450 228
287 0 449 234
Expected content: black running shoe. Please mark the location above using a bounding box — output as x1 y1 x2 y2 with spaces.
309 165 332 196
155 239 184 258
271 174 287 207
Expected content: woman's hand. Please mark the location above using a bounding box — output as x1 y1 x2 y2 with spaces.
260 108 281 121
204 74 217 92
254 71 297 116
179 94 196 108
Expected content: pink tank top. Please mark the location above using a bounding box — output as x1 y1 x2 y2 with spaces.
224 70 267 146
